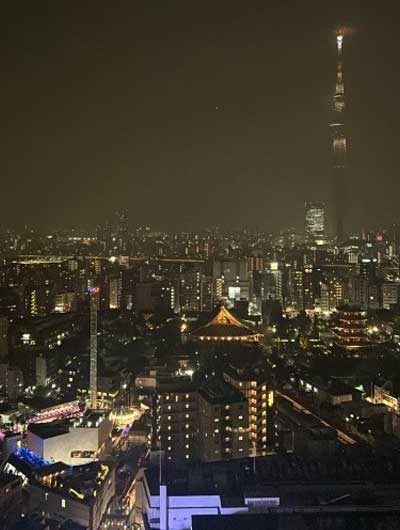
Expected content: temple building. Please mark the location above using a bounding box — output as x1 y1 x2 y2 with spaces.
334 304 369 351
190 306 261 343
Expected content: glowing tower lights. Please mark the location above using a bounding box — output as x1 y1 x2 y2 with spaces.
337 32 344 53
331 28 349 243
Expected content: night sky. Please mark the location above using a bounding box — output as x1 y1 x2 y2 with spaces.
2 2 399 232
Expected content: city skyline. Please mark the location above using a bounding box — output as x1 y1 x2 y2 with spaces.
2 3 400 232
4 6 400 530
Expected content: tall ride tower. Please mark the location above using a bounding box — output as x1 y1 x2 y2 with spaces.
88 287 99 410
331 29 347 242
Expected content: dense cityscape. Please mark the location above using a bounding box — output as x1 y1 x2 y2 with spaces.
2 4 400 530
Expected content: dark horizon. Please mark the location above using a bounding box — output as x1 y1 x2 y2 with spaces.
2 3 399 232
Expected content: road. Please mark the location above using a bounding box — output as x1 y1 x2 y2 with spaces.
276 390 357 446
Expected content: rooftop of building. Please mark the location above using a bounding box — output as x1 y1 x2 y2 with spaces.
59 520 88 530
78 409 108 427
6 448 62 474
143 450 400 505
70 412 108 429
276 397 321 430
3 430 22 439
198 377 247 405
302 374 360 397
4 449 112 506
10 516 49 530
156 376 196 394
43 461 111 504
28 422 69 440
191 306 259 341
192 512 400 530
0 471 21 489
373 376 400 396
223 363 270 384
130 418 151 433
17 313 78 333
336 304 367 315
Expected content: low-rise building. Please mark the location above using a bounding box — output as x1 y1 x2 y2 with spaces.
134 460 279 530
0 473 22 527
4 448 114 530
26 411 112 465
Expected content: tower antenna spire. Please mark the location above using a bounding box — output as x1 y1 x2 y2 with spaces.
331 27 348 242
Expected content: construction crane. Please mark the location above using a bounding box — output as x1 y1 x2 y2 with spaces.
88 286 99 410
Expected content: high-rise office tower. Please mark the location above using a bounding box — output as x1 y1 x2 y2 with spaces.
109 275 122 310
304 202 326 242
331 29 348 242
115 209 130 255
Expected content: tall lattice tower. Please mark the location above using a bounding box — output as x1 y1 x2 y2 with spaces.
88 287 99 410
331 29 347 242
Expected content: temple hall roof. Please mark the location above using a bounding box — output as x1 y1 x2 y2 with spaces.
191 306 259 342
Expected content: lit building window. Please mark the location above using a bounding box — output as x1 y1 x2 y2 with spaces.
61 499 66 508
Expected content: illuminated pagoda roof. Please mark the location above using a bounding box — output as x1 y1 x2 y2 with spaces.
191 306 260 342
334 304 369 350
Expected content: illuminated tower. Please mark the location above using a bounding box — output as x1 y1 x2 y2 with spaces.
331 29 347 242
88 287 99 410
305 201 326 242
